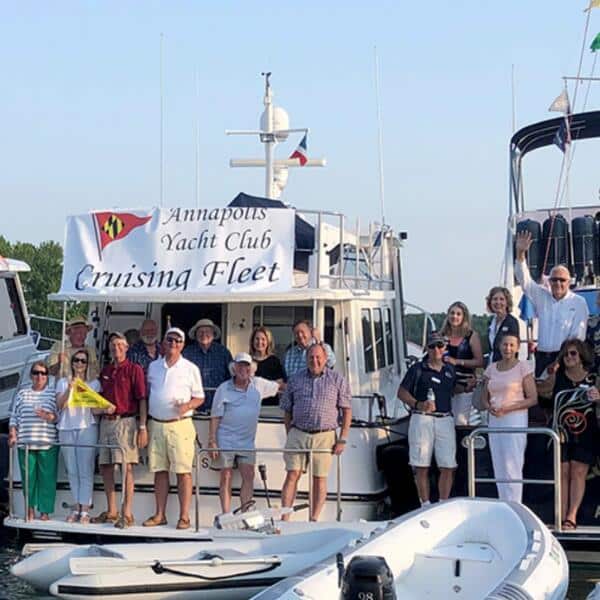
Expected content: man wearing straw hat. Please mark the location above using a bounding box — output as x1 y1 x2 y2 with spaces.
48 315 99 379
183 318 232 411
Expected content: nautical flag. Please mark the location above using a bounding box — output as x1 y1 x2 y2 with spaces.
289 134 308 166
591 32 600 52
93 211 152 254
554 118 571 153
549 88 570 114
69 378 114 409
518 294 536 322
585 0 600 11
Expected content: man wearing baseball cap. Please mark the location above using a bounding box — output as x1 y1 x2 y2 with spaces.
142 327 205 530
48 316 99 379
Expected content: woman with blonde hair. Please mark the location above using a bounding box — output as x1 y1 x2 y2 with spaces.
486 286 520 364
440 301 484 425
249 326 285 405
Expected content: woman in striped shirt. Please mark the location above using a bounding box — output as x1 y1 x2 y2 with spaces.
8 361 58 521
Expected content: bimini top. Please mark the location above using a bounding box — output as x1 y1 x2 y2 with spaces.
511 110 600 157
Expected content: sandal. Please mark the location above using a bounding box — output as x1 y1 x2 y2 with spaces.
143 514 168 527
562 519 577 530
176 516 191 530
91 511 119 524
66 510 80 523
114 514 135 529
79 511 90 525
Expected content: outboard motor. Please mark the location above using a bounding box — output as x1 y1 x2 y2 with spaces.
339 555 396 600
516 219 542 280
542 214 569 271
572 215 595 282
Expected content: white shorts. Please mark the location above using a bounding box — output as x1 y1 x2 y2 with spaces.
408 413 457 469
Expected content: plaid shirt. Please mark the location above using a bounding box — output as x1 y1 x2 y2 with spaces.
280 368 351 432
183 341 232 408
127 340 161 374
283 340 336 378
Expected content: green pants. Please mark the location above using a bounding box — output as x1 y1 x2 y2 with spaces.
18 446 59 515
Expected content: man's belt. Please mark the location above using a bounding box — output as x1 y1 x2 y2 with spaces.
294 426 336 434
103 413 136 421
412 411 452 418
150 416 192 424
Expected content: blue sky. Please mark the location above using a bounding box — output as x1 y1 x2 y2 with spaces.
2 1 599 312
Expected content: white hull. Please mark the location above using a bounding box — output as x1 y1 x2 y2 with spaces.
11 521 380 598
252 498 570 600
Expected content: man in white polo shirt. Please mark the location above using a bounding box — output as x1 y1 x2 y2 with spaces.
141 327 204 530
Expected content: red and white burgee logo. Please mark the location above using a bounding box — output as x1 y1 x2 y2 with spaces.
93 211 152 255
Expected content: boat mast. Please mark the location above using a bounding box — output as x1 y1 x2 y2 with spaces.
227 73 326 199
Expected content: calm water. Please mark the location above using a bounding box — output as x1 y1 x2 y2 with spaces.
0 529 599 599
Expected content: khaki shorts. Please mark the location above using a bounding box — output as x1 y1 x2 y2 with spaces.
98 416 139 465
212 450 255 470
408 413 457 469
148 418 196 474
284 428 335 478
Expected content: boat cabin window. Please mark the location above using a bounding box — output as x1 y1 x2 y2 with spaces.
252 305 334 358
362 307 395 373
161 303 224 345
0 277 27 340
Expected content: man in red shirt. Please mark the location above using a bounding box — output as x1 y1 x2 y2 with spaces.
92 332 147 529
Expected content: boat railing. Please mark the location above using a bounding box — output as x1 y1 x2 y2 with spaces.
465 427 562 532
8 441 127 523
296 209 395 293
195 445 342 531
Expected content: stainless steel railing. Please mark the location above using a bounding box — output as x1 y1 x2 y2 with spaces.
466 426 562 532
194 446 342 533
9 441 127 522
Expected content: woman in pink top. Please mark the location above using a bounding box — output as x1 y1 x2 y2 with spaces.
481 333 537 502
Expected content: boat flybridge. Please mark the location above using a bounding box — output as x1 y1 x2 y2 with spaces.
498 106 600 549
4 74 412 539
0 256 48 425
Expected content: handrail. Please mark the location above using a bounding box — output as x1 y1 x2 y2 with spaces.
465 426 562 532
9 441 127 523
194 446 342 532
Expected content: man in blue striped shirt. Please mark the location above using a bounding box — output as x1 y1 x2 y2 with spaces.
282 320 335 378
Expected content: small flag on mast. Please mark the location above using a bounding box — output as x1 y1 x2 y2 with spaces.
585 0 600 11
289 134 308 166
548 88 571 114
554 118 571 153
93 211 152 255
591 32 600 52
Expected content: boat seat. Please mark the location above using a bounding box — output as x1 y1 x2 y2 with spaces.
417 542 494 563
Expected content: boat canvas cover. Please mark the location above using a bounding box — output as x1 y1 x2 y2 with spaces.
57 206 295 298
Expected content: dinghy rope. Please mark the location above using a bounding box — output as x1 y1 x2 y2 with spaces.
150 554 282 581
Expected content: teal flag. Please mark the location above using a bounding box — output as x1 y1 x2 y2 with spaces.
591 32 600 52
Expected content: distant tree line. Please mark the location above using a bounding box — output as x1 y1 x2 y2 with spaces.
404 313 491 354
0 236 87 339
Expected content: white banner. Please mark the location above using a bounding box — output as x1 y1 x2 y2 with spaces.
59 207 295 297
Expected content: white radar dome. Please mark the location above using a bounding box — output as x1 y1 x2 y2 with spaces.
260 106 290 141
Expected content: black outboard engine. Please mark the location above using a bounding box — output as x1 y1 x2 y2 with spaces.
339 555 396 600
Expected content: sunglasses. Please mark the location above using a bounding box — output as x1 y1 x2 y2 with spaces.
72 357 88 364
166 336 184 344
31 370 48 376
428 342 446 350
566 350 579 357
550 277 568 283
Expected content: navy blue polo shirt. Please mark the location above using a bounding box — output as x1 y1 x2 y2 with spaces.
400 359 456 413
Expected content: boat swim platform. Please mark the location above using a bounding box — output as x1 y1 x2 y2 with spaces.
3 515 374 541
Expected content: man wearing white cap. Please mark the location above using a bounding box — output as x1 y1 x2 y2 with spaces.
183 318 232 411
142 327 205 530
48 315 99 379
208 352 280 513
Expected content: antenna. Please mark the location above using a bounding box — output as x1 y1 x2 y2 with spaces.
195 68 201 208
159 33 165 207
374 47 386 227
511 64 517 133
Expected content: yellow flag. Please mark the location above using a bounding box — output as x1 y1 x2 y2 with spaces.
69 378 114 409
586 0 600 10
